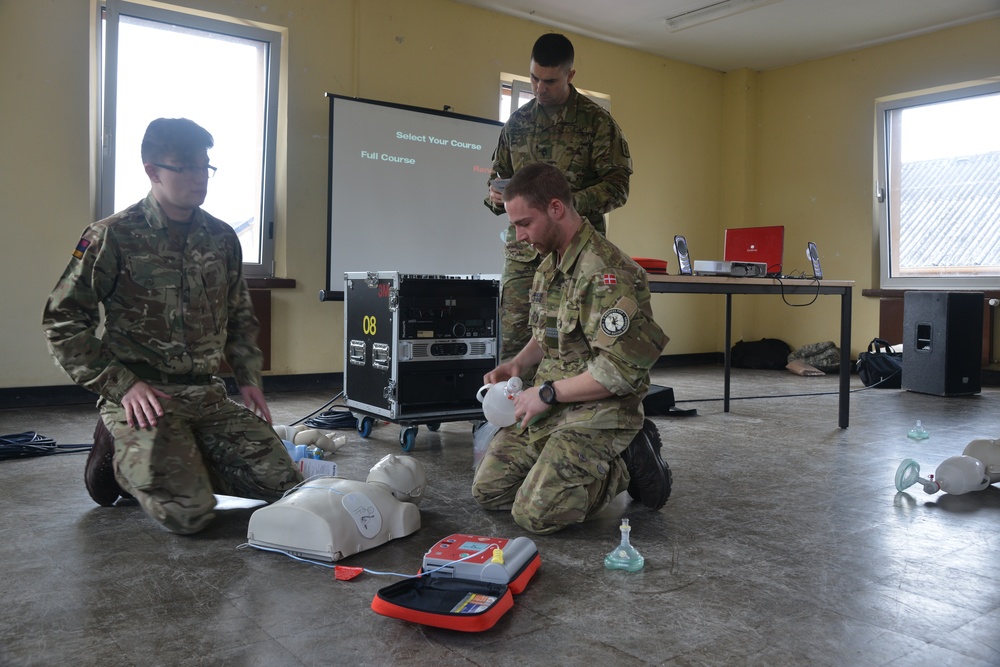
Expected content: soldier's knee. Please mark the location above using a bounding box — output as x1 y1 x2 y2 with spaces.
138 489 217 535
162 511 216 535
471 480 509 510
511 505 567 535
510 483 586 535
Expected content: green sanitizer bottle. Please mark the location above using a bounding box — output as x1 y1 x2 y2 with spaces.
604 519 644 572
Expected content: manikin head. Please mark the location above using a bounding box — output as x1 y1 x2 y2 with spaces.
366 454 427 505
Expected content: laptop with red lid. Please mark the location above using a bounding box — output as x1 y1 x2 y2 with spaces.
724 226 785 276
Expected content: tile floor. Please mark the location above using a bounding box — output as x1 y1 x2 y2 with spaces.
1 366 999 667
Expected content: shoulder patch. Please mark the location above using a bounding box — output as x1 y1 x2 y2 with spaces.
600 308 630 337
72 237 91 260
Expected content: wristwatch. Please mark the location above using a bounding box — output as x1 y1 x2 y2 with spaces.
538 380 558 406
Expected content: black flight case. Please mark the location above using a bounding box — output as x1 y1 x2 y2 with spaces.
343 272 499 451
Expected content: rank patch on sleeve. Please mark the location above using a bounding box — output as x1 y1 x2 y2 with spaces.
600 308 629 337
603 274 617 285
72 237 91 260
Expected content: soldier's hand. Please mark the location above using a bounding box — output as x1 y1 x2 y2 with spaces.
240 385 273 424
488 185 504 207
121 381 170 429
484 363 516 386
513 388 548 428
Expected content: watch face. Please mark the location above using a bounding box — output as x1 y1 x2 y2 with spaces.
539 382 555 404
600 308 630 337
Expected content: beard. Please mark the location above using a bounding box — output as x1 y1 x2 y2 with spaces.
528 221 560 257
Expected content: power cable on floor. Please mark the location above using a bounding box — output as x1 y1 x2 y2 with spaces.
289 391 359 430
0 431 91 461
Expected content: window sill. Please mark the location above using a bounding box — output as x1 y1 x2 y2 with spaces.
862 288 1000 299
247 277 296 289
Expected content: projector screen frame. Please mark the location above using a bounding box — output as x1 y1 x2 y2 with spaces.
321 93 505 301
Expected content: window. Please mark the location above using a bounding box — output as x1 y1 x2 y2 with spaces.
875 78 1000 289
100 1 279 276
498 76 611 123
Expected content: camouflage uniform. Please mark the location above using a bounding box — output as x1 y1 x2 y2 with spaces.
42 194 302 534
472 224 668 534
485 85 633 364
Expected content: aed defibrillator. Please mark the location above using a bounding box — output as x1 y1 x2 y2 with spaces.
371 533 541 632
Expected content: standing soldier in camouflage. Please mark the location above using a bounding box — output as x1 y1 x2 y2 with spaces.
42 118 302 535
472 163 669 535
485 33 633 374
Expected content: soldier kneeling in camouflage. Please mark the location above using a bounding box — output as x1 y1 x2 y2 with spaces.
472 163 671 535
42 118 302 535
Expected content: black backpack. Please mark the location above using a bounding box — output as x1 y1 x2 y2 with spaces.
731 338 792 370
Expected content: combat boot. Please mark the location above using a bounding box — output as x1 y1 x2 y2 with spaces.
85 419 126 506
622 419 672 510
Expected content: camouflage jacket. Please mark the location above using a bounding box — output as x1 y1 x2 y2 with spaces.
42 194 263 402
528 223 668 430
485 85 633 263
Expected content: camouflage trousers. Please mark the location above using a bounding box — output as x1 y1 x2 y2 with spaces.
499 255 542 370
99 380 302 535
471 421 634 534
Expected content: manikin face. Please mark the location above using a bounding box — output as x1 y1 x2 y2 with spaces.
505 195 563 258
145 151 212 221
529 60 575 107
366 454 427 504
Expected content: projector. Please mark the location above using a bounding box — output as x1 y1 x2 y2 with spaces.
693 260 767 277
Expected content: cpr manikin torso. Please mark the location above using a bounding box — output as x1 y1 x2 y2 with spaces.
247 454 427 562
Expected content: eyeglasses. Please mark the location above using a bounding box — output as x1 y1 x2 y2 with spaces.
153 163 217 179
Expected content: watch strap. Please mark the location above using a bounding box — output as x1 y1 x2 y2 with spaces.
540 380 558 405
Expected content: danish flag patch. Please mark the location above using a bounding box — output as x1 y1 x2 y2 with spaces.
603 274 617 285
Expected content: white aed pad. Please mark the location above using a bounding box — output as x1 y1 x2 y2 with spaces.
422 533 538 585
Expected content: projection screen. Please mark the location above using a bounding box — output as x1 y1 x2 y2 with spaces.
324 94 506 298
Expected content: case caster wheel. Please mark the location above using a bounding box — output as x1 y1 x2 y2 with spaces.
357 416 374 438
426 422 440 432
399 427 417 452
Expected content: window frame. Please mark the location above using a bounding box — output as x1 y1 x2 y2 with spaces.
99 0 279 277
874 77 1000 290
500 73 613 122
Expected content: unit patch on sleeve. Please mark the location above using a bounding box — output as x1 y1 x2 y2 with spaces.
600 308 629 337
72 237 91 260
603 274 617 285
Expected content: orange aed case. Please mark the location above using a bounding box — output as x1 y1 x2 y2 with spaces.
371 534 540 632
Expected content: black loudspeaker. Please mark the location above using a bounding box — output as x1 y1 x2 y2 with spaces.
643 385 676 415
902 291 983 396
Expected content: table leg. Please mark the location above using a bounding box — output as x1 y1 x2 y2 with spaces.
724 294 732 412
838 288 852 428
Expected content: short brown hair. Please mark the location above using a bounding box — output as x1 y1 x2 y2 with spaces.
141 118 214 164
502 162 573 212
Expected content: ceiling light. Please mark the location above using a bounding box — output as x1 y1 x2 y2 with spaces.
665 0 784 32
